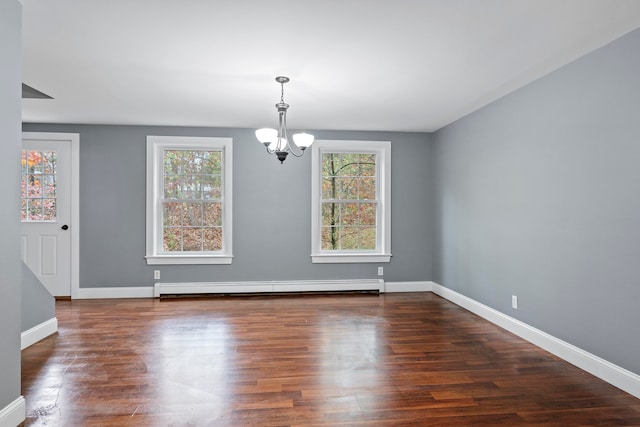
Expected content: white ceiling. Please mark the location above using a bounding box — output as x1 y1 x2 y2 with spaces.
21 0 640 132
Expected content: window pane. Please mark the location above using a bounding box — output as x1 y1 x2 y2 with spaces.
183 202 203 226
164 151 182 174
341 203 359 225
360 203 377 225
163 228 182 252
182 227 203 251
317 149 382 252
180 176 198 199
203 227 223 251
163 202 183 226
360 226 376 249
43 175 56 197
321 202 339 226
164 175 180 198
21 150 57 222
340 226 360 250
202 151 222 174
344 177 359 199
185 151 203 175
321 177 336 199
43 199 56 221
203 202 222 226
321 154 377 203
339 159 359 176
333 177 351 199
41 152 56 174
28 199 43 221
321 226 340 250
359 177 376 200
160 147 225 254
359 155 376 176
202 175 222 200
20 199 27 221
322 153 338 177
20 174 27 199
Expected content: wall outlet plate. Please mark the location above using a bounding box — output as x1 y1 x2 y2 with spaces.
377 267 384 276
512 295 518 309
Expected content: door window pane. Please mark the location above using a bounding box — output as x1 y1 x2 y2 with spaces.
21 150 57 222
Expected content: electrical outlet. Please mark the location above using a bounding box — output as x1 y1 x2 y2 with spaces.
512 295 518 309
378 267 384 276
154 270 161 280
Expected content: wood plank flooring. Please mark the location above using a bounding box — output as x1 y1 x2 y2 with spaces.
21 292 640 426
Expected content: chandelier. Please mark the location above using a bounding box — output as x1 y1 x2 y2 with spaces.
255 76 314 163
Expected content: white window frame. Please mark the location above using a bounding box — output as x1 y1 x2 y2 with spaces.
145 135 233 265
311 140 391 264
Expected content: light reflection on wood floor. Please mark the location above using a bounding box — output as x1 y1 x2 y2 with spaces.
21 293 640 426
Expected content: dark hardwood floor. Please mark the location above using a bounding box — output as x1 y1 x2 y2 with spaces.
21 292 640 426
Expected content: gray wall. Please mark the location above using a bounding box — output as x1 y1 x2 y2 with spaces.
433 28 640 375
21 124 433 287
0 0 23 413
22 263 56 332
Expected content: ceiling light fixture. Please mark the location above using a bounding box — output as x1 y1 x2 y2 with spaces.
255 76 314 164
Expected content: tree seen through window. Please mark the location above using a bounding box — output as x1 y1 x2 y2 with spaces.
162 150 223 252
321 152 377 250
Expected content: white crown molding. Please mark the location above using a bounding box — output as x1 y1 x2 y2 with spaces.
21 317 58 350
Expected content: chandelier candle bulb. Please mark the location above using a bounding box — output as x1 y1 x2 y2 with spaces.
255 76 314 163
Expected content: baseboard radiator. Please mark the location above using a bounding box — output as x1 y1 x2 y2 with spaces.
154 279 385 298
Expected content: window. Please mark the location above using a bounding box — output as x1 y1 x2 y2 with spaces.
21 149 57 222
146 136 232 265
311 140 391 263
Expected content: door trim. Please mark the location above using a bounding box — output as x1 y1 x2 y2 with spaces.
22 132 80 299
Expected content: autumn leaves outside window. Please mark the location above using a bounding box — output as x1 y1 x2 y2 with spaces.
146 136 233 265
162 150 223 252
21 150 57 222
312 140 391 263
321 153 377 250
147 136 388 266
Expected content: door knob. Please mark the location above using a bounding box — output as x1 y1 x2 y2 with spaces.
61 224 69 230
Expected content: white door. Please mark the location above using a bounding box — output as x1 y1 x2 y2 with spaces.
21 136 72 297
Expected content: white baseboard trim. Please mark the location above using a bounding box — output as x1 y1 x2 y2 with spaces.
0 396 25 427
154 279 384 297
430 281 640 399
21 317 58 350
73 280 435 299
76 287 154 299
384 281 432 293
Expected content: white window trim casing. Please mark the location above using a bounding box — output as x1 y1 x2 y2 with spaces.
145 135 233 265
311 139 391 263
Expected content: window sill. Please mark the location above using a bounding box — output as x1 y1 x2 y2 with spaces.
145 255 233 265
311 253 391 264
